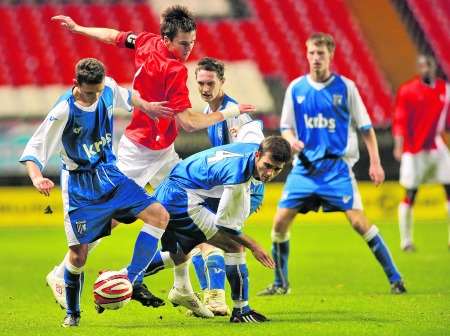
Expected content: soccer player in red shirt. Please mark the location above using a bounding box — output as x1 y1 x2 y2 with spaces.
393 54 450 251
49 6 255 318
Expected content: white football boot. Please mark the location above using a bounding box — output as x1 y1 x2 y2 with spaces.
168 287 214 318
46 266 67 309
204 289 230 316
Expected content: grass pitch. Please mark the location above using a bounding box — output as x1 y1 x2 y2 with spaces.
1 208 449 335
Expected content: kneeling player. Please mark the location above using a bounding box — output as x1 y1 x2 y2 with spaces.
188 57 265 316
133 136 291 322
20 58 172 327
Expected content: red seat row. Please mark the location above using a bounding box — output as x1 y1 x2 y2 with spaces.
407 0 450 77
1 1 440 126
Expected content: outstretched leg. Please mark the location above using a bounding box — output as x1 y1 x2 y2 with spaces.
346 209 406 294
127 203 168 284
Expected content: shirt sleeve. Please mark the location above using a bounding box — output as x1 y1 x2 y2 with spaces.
234 120 264 144
345 78 372 131
215 182 251 234
226 109 264 144
165 65 192 113
115 31 137 49
280 81 296 132
105 77 132 112
19 101 69 171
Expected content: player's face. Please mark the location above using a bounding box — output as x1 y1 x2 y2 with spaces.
306 42 332 75
75 81 105 105
417 55 436 80
196 70 224 103
165 30 196 62
254 151 285 183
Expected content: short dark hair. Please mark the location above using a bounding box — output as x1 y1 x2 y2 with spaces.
258 136 292 164
195 57 225 80
75 58 105 85
160 5 196 40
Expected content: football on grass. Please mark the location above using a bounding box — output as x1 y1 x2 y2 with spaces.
93 271 133 310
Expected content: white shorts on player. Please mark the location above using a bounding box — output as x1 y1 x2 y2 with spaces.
399 139 450 189
117 135 181 188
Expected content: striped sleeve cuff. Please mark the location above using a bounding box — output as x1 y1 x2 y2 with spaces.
359 124 372 132
19 155 43 171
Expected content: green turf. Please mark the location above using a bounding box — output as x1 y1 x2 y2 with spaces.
1 217 449 336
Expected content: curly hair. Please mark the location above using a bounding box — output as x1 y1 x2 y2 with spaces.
75 58 105 85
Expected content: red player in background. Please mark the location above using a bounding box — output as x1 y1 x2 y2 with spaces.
393 54 450 251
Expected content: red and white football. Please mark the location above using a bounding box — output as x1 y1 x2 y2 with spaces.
93 271 133 310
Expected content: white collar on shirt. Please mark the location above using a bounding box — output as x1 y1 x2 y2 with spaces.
306 74 335 90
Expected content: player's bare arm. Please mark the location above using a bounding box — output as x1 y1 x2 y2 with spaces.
218 229 275 269
361 128 385 186
130 92 175 119
393 135 404 161
51 15 120 44
281 129 304 153
25 161 54 196
442 122 450 149
175 104 256 133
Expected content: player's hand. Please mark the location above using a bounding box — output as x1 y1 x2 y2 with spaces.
238 104 256 114
251 245 275 269
51 15 79 32
140 101 175 119
32 177 55 196
290 139 304 153
229 127 239 139
393 144 402 162
369 162 385 186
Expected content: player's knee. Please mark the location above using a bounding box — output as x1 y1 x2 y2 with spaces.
158 206 170 228
273 211 294 233
142 203 169 229
68 245 88 268
203 246 223 258
348 212 370 234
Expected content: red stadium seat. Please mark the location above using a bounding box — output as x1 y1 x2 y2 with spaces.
408 0 450 77
0 1 408 125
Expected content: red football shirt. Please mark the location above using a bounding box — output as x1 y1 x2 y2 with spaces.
393 76 449 153
116 32 192 150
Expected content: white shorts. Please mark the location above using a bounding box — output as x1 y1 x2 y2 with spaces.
117 135 181 188
400 141 450 189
